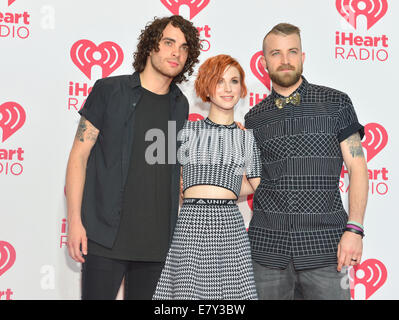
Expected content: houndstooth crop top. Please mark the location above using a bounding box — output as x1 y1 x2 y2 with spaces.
178 117 262 198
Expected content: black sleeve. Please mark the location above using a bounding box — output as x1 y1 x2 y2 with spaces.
336 93 364 143
183 95 189 120
244 112 251 129
78 80 106 131
245 129 262 179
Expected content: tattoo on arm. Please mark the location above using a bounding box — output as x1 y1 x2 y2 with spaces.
75 116 98 142
76 117 87 142
346 133 364 158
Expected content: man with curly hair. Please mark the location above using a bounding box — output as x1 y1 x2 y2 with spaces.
65 15 201 300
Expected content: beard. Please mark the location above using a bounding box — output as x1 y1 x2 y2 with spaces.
269 63 303 88
150 55 184 79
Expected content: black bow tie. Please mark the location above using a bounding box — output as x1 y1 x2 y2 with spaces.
275 92 301 109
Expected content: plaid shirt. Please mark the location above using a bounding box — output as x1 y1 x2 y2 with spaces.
244 77 364 270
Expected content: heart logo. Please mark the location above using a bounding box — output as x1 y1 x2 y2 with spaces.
0 102 26 143
188 113 204 122
247 193 254 211
349 259 387 300
8 0 16 6
336 0 388 30
160 0 210 20
250 51 271 91
70 40 124 80
0 241 16 277
361 123 388 162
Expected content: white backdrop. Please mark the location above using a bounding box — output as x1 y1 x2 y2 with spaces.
0 0 396 300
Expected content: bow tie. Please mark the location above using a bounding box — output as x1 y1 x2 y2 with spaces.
275 92 301 109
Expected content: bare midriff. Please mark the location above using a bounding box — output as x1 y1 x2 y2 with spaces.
183 185 237 200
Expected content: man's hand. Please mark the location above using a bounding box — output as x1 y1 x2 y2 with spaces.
67 220 88 263
65 116 99 264
337 132 368 272
337 231 363 272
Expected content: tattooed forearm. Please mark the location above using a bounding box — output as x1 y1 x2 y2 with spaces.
75 116 99 142
347 133 364 158
86 130 98 141
76 117 87 142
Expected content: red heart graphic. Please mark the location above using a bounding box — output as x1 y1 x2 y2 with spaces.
0 102 26 143
8 0 16 6
0 241 16 277
250 51 271 91
361 123 388 162
247 193 254 211
349 259 387 300
336 0 388 30
188 113 204 122
160 0 210 19
70 40 124 80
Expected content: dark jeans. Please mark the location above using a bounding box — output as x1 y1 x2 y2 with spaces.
252 259 351 300
81 254 164 300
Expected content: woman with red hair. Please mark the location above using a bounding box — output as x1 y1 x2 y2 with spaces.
153 55 261 300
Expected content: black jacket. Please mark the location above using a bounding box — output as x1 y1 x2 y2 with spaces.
78 72 189 248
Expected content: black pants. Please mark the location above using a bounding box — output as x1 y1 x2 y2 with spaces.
81 254 164 300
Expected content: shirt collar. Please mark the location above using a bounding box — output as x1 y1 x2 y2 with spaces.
128 71 182 97
204 117 237 129
271 75 309 100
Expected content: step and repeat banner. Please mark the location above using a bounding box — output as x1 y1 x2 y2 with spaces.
0 0 396 300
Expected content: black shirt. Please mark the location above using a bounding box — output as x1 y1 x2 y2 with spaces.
88 88 172 261
244 77 364 271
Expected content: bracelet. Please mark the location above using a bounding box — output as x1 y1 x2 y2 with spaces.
345 227 365 238
346 224 364 233
347 221 364 230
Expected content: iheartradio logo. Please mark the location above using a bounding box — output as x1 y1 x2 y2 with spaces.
0 241 16 277
349 259 387 299
250 51 271 91
70 40 124 80
341 123 389 196
160 0 209 19
247 194 254 211
249 51 270 107
336 0 388 30
362 123 388 163
0 102 26 143
188 113 204 122
8 0 16 6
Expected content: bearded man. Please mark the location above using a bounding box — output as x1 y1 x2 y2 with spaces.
244 23 369 300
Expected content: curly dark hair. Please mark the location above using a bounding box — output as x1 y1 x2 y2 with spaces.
133 15 201 84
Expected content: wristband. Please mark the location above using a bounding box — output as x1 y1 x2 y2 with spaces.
346 224 364 233
345 227 365 238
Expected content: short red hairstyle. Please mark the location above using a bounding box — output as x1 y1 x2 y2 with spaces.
195 54 247 102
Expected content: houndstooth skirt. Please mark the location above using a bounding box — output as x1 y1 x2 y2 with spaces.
153 198 258 300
